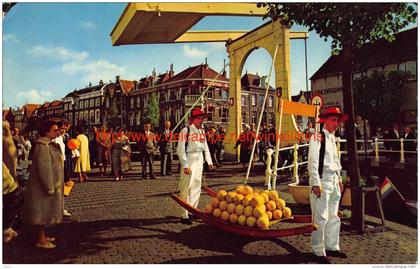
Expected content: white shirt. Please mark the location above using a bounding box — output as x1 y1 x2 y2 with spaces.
308 128 342 186
54 135 66 161
177 124 213 169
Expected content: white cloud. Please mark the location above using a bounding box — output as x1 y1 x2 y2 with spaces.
80 21 96 30
26 44 134 86
27 46 89 62
182 44 208 59
3 34 19 43
61 59 126 82
17 89 52 103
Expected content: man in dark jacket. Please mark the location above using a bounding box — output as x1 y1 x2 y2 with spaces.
138 122 157 179
387 123 401 162
158 121 173 176
403 126 416 152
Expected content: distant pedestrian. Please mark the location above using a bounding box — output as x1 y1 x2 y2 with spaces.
403 126 416 152
111 127 129 181
158 121 173 176
215 127 225 166
22 120 64 249
96 126 111 176
234 124 254 170
74 127 91 183
138 122 157 179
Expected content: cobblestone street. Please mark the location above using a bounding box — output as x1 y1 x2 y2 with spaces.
3 161 417 264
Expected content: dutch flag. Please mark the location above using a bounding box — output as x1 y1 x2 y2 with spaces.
380 177 394 200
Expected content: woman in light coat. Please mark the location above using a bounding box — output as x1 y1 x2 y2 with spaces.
22 120 63 249
74 127 91 182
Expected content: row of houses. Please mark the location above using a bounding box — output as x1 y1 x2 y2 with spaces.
3 62 279 136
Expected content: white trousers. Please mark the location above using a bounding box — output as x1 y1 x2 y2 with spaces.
310 175 341 256
178 153 204 219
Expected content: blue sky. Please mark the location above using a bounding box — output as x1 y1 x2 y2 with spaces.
2 3 415 108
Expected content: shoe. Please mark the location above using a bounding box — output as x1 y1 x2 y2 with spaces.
326 250 347 258
46 237 56 242
36 241 56 249
180 218 192 225
115 177 120 181
311 254 330 264
167 173 172 176
63 209 72 217
150 175 156 179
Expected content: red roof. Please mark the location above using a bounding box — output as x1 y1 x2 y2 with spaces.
22 104 41 117
48 100 63 108
119 79 135 94
164 64 228 84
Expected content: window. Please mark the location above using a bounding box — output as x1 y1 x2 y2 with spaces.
207 88 213 99
136 112 141 125
84 100 88 108
95 109 100 124
398 61 417 80
78 111 83 121
251 95 256 106
221 89 228 100
80 101 84 109
105 98 109 108
84 111 89 123
64 103 68 111
258 95 264 106
90 99 94 107
95 98 101 107
74 113 78 125
221 107 229 122
241 96 245 106
215 89 221 99
129 112 134 126
353 72 362 80
130 98 134 108
252 112 256 124
269 113 274 125
69 113 73 124
89 110 94 123
207 106 213 121
136 96 140 108
268 96 273 108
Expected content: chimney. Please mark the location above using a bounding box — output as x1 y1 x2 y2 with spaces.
116 75 120 82
205 57 208 68
169 63 174 78
152 67 156 77
99 79 103 85
88 82 92 87
222 59 227 77
260 76 267 88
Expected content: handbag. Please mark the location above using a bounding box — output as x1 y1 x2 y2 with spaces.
63 181 75 197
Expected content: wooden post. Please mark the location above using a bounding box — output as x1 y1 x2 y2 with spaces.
375 138 379 162
400 138 405 164
293 143 298 183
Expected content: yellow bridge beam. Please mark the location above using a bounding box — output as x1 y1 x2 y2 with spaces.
111 3 268 46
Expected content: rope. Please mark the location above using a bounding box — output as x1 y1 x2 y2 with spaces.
245 43 279 184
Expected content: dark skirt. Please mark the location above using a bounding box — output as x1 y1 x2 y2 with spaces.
240 149 251 164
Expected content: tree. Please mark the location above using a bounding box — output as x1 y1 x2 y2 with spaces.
258 3 417 232
142 93 160 127
353 70 411 129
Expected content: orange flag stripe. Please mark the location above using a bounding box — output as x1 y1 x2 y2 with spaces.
280 100 318 117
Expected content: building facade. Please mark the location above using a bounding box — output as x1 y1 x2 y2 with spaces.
240 73 276 128
310 27 417 129
128 63 230 131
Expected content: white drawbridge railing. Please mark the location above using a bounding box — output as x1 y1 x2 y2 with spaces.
265 137 417 189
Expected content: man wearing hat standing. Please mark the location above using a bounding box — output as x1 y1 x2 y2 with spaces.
177 108 214 225
308 107 348 263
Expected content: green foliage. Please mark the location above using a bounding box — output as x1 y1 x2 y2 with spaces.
258 3 417 53
142 93 160 127
353 70 411 128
